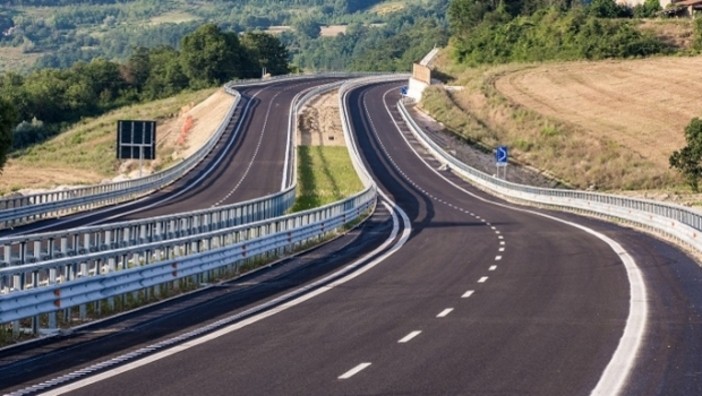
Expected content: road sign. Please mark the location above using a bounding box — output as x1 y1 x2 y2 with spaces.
117 120 156 160
496 145 508 164
400 86 408 96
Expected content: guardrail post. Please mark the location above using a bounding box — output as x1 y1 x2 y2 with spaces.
48 268 57 329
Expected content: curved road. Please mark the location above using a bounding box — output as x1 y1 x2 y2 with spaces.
2 78 341 236
2 81 702 395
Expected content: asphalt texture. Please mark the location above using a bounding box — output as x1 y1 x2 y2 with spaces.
2 81 702 395
1 78 341 237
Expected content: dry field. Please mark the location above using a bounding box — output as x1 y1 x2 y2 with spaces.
424 55 702 201
495 57 702 172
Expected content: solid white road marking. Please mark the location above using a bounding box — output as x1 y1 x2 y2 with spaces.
398 331 422 343
37 197 412 395
478 276 488 283
383 85 646 396
339 363 372 379
437 308 454 318
462 290 475 298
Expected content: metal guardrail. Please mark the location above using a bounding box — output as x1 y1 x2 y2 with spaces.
0 74 397 331
397 100 702 254
0 188 376 324
0 73 373 231
0 79 353 268
0 88 242 230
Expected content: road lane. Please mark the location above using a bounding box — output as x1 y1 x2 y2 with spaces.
50 81 635 395
7 79 702 396
3 78 341 235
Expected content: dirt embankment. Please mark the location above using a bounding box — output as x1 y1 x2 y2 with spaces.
297 92 345 147
2 89 233 196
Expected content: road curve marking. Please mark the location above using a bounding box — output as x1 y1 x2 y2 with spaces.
338 363 372 380
380 86 647 396
30 198 412 396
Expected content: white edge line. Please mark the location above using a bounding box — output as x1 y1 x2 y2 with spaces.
385 92 647 396
39 199 412 396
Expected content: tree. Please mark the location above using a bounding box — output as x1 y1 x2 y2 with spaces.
670 118 702 192
0 97 17 173
179 24 243 88
240 32 290 76
589 0 621 18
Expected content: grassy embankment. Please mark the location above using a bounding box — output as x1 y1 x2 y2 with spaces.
1 88 217 196
292 145 363 212
422 52 693 193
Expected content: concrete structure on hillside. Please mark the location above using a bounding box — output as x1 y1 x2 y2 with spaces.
407 48 439 102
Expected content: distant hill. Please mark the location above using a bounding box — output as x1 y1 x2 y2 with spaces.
0 0 445 72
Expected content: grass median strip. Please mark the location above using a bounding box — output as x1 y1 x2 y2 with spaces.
292 145 363 212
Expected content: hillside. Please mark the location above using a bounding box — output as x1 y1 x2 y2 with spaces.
423 54 702 200
0 88 232 195
0 0 445 73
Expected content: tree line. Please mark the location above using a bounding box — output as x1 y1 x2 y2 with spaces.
0 23 289 171
447 0 671 65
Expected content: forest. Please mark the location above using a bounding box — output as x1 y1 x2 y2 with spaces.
447 0 688 65
0 0 447 72
0 24 289 163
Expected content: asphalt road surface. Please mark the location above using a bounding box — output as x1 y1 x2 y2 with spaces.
2 80 702 396
2 77 341 236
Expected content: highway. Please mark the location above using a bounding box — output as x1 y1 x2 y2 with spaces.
1 78 340 236
2 80 702 395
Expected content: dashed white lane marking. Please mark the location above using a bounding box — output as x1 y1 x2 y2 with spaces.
489 265 497 271
498 235 504 240
339 363 372 379
478 276 489 283
437 308 454 318
462 290 475 298
398 331 422 343
499 247 505 252
495 256 502 261
500 241 506 246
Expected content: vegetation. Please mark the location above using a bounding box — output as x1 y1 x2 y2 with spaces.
670 118 702 192
0 0 448 73
0 23 288 172
0 87 217 195
0 97 17 172
292 146 363 211
448 0 670 66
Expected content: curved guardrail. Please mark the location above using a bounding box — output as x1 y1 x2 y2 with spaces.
397 100 702 254
0 79 351 268
0 88 242 230
0 74 400 333
0 73 374 231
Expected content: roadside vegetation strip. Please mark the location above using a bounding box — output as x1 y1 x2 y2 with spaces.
1 88 221 196
421 59 681 192
292 146 364 212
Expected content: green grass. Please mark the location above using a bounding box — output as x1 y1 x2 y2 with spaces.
292 146 364 212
